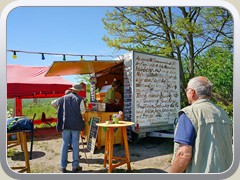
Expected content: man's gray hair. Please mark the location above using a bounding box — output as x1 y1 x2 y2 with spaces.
188 76 213 98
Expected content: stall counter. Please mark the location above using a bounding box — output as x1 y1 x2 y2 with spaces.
84 111 122 150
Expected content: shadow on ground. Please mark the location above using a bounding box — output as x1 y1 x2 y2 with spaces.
88 136 174 164
10 151 46 161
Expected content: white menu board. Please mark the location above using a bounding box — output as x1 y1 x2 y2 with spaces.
133 52 180 126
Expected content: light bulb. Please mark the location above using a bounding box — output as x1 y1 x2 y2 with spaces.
80 55 84 61
13 51 17 59
41 53 45 60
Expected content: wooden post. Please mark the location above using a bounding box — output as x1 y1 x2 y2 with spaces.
108 128 114 173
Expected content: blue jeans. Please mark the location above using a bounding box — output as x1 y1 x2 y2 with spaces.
61 130 80 169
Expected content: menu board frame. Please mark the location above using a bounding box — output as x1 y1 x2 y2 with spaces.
87 116 100 154
132 51 181 127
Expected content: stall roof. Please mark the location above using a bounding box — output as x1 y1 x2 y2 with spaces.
45 60 121 77
7 64 73 98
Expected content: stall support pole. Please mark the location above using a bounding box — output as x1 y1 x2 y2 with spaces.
15 97 22 116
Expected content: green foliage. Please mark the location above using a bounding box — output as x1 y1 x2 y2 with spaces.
22 101 57 120
7 98 57 119
195 46 233 99
102 7 233 118
74 74 91 85
194 46 233 118
102 7 232 60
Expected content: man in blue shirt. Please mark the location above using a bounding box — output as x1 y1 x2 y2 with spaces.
174 113 195 146
170 76 232 173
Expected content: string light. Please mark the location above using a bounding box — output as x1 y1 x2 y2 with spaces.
80 55 84 61
41 53 45 60
7 50 119 61
13 51 17 59
63 54 66 61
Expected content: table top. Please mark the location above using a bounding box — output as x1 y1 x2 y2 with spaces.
96 121 134 127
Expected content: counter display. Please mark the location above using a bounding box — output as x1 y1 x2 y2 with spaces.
84 111 122 150
87 102 106 111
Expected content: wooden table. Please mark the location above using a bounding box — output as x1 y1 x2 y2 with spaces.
96 121 134 173
7 131 30 173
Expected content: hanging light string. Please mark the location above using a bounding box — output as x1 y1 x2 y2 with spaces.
7 49 119 61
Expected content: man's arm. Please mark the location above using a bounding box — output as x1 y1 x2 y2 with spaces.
169 144 192 173
170 113 195 173
51 98 60 109
80 100 86 116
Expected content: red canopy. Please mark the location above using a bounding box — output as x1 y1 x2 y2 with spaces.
7 64 73 98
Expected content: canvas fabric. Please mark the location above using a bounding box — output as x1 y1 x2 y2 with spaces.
7 117 33 132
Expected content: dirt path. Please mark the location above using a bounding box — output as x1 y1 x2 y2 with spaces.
7 135 173 173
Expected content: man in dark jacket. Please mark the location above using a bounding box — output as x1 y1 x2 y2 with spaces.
57 83 85 173
51 89 73 150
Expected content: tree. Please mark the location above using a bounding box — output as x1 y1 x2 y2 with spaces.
102 7 233 91
75 74 91 84
194 46 233 117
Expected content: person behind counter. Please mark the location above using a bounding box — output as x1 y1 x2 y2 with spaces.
116 79 124 96
104 80 122 112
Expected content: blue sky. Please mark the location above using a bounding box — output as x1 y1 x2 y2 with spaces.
7 7 125 82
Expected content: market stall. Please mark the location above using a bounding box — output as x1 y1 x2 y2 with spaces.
45 60 124 149
45 51 180 146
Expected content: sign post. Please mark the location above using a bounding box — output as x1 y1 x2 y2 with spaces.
87 116 100 153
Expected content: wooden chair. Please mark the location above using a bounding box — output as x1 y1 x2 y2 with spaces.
7 131 30 173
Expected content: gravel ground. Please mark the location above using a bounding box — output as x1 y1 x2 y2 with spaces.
7 134 174 174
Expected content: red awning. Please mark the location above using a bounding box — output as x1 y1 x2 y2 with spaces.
7 64 73 98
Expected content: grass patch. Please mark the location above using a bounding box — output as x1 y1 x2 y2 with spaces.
34 122 56 129
7 98 57 120
7 148 18 157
